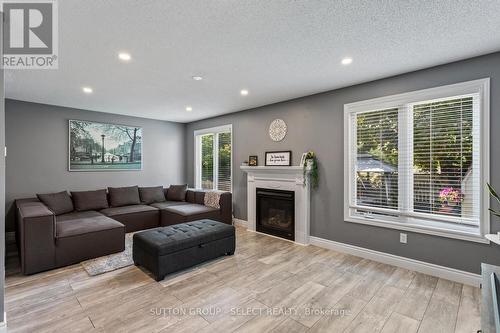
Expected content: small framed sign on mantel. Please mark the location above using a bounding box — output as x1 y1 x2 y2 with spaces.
265 151 292 166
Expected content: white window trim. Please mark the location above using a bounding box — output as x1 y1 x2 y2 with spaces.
194 124 233 192
343 78 490 244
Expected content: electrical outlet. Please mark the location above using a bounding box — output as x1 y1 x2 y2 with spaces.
400 233 407 244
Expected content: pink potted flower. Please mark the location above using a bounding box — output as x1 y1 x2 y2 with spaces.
438 187 463 214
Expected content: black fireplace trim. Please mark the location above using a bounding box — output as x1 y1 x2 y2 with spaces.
256 187 295 241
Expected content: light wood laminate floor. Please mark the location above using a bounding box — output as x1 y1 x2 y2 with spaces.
5 227 481 333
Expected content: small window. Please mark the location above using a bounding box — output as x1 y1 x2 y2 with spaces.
194 125 232 192
344 79 490 242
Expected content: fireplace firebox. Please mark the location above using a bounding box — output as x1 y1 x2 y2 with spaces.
256 188 295 241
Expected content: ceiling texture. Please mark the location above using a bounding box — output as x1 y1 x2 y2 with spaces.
5 0 500 123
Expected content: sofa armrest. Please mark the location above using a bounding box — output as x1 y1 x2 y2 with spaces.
219 192 232 225
16 201 57 274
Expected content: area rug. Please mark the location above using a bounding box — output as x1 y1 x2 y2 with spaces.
81 232 136 276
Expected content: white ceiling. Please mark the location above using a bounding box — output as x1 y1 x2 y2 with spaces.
5 0 500 123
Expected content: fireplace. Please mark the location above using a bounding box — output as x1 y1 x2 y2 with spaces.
256 188 295 241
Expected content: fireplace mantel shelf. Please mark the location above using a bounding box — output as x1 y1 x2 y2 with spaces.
240 166 309 174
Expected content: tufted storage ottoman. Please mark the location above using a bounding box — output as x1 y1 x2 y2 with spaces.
132 219 235 281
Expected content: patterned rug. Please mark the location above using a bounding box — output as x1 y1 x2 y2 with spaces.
81 232 136 276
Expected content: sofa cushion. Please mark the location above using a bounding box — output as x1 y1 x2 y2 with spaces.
159 203 220 226
195 191 206 205
108 186 141 207
166 184 188 201
100 204 158 217
55 211 125 267
36 191 74 215
185 190 206 204
162 204 218 216
56 211 124 238
149 201 190 209
139 186 166 204
71 189 109 212
56 210 103 222
100 205 159 232
186 190 195 203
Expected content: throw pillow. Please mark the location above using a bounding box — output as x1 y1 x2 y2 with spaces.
195 191 206 205
108 186 141 207
71 189 109 211
37 191 74 215
139 186 166 204
166 184 188 201
204 190 223 209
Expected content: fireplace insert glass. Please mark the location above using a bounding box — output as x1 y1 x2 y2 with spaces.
256 188 294 241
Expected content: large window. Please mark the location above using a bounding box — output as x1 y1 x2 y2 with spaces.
344 79 490 242
194 125 232 191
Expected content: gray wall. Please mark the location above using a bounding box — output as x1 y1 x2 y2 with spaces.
186 52 500 274
5 100 187 231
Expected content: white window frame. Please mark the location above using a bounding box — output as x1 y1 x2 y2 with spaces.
194 124 233 192
344 78 490 243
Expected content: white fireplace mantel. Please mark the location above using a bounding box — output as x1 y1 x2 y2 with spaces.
240 166 311 245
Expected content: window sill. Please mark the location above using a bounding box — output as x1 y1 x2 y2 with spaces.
345 215 489 244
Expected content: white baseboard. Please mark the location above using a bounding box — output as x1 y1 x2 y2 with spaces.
310 236 480 287
232 218 248 228
231 218 480 286
0 312 7 333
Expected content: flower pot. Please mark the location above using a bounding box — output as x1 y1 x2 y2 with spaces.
439 204 460 215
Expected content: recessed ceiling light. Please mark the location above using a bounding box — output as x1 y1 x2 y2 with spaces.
192 76 203 81
82 87 93 94
240 89 249 96
185 106 193 112
118 52 131 61
341 57 353 65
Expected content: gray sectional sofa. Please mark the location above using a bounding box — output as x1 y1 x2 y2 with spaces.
15 185 232 275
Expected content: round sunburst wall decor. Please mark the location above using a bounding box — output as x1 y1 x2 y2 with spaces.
269 119 287 142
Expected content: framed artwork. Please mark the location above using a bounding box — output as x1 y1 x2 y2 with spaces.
249 155 258 166
265 151 291 166
300 153 307 167
69 120 143 171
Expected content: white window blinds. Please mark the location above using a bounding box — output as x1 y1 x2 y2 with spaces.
354 108 399 212
200 134 214 190
409 95 480 225
351 95 480 225
217 132 232 191
346 79 489 241
195 125 232 192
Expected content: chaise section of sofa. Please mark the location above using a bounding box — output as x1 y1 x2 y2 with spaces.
16 199 125 275
185 189 232 224
154 189 232 226
55 211 125 267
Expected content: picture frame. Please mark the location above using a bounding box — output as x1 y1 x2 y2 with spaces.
249 155 258 166
265 151 292 166
300 153 307 167
69 119 143 171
